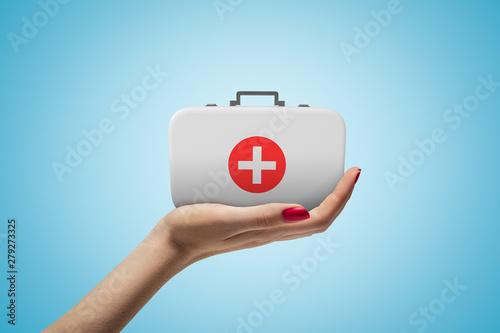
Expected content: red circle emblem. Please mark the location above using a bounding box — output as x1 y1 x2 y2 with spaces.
228 136 286 193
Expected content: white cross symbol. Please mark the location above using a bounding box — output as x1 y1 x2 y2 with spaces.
238 146 277 184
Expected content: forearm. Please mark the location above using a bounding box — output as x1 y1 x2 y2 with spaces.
44 232 191 332
43 167 359 332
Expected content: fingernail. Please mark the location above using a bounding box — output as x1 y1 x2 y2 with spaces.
355 169 361 184
282 207 310 222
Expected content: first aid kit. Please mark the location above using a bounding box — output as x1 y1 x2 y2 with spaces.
169 91 346 210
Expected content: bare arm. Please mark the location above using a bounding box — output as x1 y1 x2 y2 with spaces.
44 167 361 332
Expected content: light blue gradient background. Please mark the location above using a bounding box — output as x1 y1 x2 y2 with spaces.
1 0 499 332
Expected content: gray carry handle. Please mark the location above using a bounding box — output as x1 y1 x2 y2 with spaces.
230 91 285 106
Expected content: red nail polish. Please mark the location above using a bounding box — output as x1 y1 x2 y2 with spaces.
282 207 310 222
355 169 361 184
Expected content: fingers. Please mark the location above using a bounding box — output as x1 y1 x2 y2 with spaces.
310 167 360 220
276 231 314 242
162 167 360 261
265 167 361 236
309 167 359 221
225 167 360 242
229 203 309 234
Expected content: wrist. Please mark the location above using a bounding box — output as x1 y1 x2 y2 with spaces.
143 223 196 275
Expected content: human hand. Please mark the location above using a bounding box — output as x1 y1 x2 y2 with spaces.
44 167 360 333
149 167 361 264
